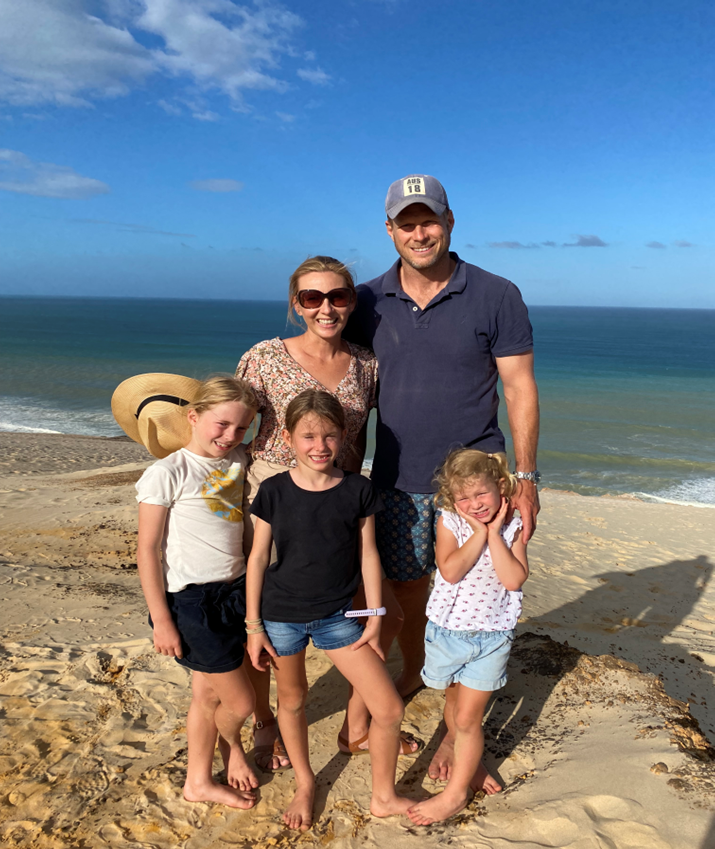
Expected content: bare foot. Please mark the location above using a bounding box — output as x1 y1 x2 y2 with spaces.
428 731 454 781
470 762 502 795
183 778 256 809
407 791 468 825
225 744 259 792
370 793 414 818
283 783 315 831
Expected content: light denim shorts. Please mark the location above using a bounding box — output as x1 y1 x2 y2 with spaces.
263 603 364 657
421 620 515 692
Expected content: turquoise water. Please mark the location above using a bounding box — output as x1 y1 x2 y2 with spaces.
1 297 714 506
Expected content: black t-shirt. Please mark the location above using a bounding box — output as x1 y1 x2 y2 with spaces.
250 471 383 622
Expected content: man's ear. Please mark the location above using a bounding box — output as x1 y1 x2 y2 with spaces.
385 218 396 243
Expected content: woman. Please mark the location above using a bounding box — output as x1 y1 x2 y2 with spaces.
237 256 420 770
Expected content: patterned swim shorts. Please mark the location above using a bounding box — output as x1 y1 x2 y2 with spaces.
375 489 438 582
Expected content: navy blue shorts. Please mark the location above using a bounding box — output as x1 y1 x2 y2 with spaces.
376 489 438 581
150 576 247 674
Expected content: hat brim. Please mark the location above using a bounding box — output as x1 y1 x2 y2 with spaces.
111 373 202 458
386 196 447 220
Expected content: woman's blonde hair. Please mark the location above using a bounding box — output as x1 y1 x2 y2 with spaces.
284 389 346 435
189 375 258 416
434 448 516 512
287 255 356 326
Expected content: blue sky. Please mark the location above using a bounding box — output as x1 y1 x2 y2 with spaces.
0 0 712 307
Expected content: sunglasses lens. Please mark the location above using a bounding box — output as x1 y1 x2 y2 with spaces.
298 289 353 309
299 290 323 308
328 290 352 307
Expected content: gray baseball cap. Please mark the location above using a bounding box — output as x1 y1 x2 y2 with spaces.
385 174 449 219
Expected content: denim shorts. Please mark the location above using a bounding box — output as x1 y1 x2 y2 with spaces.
263 603 364 656
421 620 515 692
375 489 438 582
151 576 246 674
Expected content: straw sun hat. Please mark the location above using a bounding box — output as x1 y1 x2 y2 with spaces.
111 373 201 459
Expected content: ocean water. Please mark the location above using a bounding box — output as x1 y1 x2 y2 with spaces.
1 297 714 506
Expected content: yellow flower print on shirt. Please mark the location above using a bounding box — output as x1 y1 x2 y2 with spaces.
201 467 244 522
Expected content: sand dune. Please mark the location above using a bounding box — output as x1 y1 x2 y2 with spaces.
1 433 714 848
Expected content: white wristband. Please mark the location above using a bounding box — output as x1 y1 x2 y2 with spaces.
345 607 387 618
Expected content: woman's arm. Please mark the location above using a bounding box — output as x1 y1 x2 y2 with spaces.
487 500 529 591
137 502 182 658
245 517 277 669
350 514 384 658
435 514 489 585
342 420 367 474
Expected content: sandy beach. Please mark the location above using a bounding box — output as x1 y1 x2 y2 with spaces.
1 432 714 849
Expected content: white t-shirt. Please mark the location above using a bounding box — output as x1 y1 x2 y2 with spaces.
426 513 523 632
136 446 248 593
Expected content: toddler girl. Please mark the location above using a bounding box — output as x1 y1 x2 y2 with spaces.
246 389 413 830
130 375 259 808
408 449 529 826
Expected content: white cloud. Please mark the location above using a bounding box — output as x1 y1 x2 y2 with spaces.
276 111 295 122
0 0 154 107
138 0 303 103
192 109 220 121
158 98 182 115
0 0 305 110
0 149 110 199
190 179 243 192
297 67 330 85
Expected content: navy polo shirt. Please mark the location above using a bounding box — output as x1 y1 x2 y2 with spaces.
344 253 533 493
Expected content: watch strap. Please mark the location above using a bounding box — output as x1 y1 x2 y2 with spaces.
345 607 387 618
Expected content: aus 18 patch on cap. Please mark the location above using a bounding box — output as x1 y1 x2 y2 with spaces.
385 174 449 219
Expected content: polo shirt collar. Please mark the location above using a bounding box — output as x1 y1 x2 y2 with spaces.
381 252 467 298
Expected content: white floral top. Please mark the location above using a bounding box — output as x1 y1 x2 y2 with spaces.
236 338 378 468
426 513 523 632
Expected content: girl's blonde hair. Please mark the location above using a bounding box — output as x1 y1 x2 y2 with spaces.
284 389 346 435
189 375 258 416
434 448 517 512
287 255 356 326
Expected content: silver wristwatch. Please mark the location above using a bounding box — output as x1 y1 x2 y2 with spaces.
515 470 542 484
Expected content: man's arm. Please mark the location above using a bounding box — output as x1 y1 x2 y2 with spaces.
495 351 540 542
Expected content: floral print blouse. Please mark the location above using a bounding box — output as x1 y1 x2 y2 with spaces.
236 337 378 468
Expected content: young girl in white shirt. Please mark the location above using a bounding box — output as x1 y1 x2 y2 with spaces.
132 375 259 809
408 449 529 826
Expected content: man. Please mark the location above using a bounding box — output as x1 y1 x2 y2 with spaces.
345 174 540 788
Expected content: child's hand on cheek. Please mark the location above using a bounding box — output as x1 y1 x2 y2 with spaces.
455 504 490 532
487 497 509 535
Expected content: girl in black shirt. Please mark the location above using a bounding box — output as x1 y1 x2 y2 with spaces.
246 390 415 831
